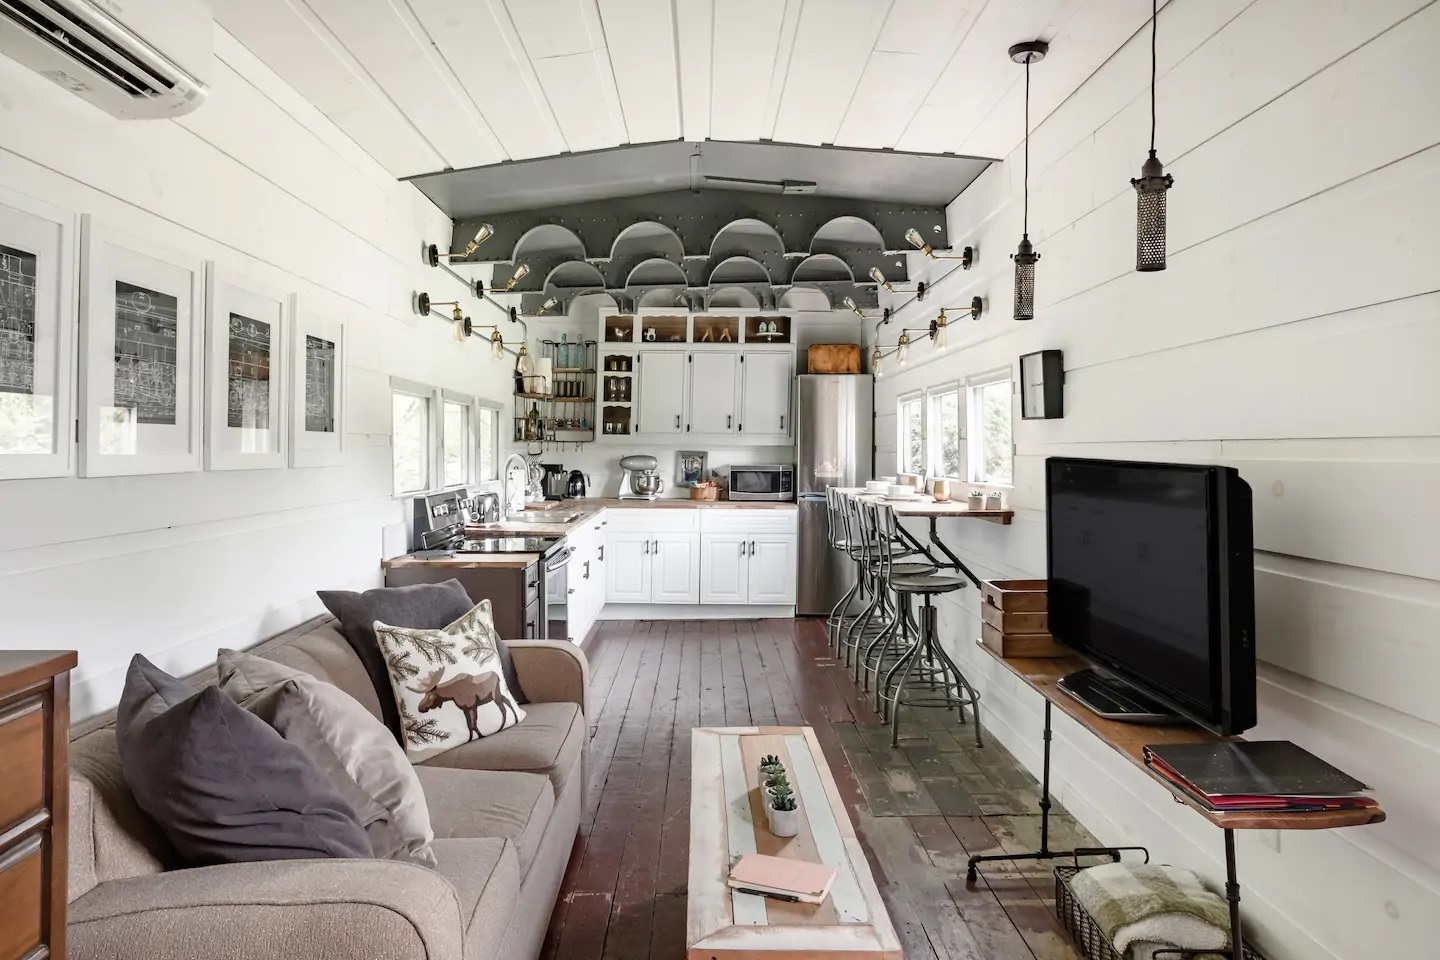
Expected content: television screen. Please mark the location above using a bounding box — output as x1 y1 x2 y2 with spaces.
1046 458 1254 733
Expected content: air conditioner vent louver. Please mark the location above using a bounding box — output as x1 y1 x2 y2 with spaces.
0 0 210 119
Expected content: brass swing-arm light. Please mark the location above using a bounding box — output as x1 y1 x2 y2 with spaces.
869 297 985 373
904 228 975 268
426 223 495 266
415 291 527 359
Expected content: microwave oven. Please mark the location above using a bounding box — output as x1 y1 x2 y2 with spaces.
727 465 794 501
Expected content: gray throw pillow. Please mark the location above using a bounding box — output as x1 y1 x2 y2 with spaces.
217 649 437 867
115 655 372 866
318 580 528 743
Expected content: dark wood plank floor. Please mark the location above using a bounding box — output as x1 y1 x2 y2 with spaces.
540 618 1098 960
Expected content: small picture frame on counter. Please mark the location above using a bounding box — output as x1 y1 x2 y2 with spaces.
677 450 707 486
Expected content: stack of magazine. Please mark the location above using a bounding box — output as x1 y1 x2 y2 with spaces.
1143 741 1377 814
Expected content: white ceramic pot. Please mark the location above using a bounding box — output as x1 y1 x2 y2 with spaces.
967 495 984 509
864 480 888 493
886 484 913 498
768 805 799 838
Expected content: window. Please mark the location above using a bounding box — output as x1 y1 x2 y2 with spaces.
392 388 432 494
897 394 924 474
477 404 499 482
969 375 1013 486
441 396 471 488
927 385 962 479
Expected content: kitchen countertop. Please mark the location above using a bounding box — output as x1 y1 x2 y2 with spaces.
463 497 799 538
382 553 541 569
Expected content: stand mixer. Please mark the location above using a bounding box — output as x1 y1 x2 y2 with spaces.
618 454 664 499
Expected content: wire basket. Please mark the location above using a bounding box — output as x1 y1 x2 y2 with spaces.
1054 866 1267 960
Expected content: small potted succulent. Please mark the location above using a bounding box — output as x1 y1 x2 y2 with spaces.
984 490 1004 510
759 754 784 780
967 490 985 510
767 782 799 837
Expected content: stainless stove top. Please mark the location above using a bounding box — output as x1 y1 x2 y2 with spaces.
451 536 562 554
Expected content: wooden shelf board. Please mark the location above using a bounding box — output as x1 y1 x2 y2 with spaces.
973 642 1386 831
514 393 595 402
553 367 595 373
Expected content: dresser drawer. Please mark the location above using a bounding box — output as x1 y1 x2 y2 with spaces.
0 834 43 960
0 700 44 834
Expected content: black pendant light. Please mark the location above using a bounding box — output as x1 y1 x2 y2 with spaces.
1009 40 1047 321
1132 0 1174 271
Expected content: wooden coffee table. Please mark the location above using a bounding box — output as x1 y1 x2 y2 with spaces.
687 726 901 960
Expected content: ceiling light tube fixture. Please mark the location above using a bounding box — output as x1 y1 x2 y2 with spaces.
1009 40 1048 321
1132 0 1174 271
426 223 495 266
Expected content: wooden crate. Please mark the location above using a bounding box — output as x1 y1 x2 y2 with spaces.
981 578 1048 613
980 602 1048 634
981 623 1066 658
806 343 861 374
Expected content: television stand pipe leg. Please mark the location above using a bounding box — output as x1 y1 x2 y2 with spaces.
1152 831 1246 958
966 700 1148 883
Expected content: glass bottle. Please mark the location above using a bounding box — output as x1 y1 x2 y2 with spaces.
525 402 540 441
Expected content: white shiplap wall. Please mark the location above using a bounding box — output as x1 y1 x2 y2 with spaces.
0 30 513 718
872 1 1440 958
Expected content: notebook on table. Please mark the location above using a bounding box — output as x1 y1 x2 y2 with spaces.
727 853 838 905
1143 741 1374 813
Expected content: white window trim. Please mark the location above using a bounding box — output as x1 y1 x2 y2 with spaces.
475 399 502 484
965 367 1016 489
440 389 476 490
391 377 437 496
896 390 925 476
925 381 964 481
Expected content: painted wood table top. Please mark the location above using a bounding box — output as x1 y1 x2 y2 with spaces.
688 726 901 960
832 488 1013 524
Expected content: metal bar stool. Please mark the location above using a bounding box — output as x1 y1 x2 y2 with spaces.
824 486 864 656
836 491 890 673
854 498 937 694
869 501 984 748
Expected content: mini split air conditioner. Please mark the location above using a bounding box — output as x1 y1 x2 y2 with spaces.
0 0 211 119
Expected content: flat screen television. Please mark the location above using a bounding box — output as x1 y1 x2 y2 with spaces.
1045 457 1256 736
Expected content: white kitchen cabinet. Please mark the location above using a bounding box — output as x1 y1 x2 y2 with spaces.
652 533 701 603
688 352 739 435
636 350 687 436
747 536 798 604
604 531 652 603
739 351 793 439
699 535 748 604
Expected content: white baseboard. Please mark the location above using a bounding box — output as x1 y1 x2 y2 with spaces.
597 603 795 621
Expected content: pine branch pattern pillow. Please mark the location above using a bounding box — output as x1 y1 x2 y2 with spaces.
374 599 526 761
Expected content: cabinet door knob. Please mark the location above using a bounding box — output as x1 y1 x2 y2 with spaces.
643 540 649 555
583 560 591 580
599 545 605 560
568 588 575 594
675 415 681 428
750 540 756 555
780 415 785 430
727 414 732 429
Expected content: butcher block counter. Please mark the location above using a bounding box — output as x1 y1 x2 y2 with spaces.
462 497 798 539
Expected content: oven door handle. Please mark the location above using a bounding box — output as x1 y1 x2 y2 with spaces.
545 546 576 573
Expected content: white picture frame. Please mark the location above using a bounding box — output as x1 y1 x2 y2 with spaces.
78 218 205 477
0 188 77 480
204 261 289 471
289 295 345 468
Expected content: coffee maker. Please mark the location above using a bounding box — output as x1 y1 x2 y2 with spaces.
541 463 567 500
618 454 664 499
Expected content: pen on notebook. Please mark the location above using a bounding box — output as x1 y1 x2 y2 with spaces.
733 887 801 903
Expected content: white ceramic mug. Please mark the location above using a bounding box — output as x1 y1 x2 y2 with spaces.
887 484 913 498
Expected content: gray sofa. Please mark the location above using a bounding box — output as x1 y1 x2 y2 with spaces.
65 615 589 960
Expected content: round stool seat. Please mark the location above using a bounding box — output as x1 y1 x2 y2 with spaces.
888 561 939 577
890 572 967 594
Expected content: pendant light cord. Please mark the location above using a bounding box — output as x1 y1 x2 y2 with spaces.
1149 0 1158 153
1023 58 1031 236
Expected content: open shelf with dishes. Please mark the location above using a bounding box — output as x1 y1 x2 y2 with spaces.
513 338 598 451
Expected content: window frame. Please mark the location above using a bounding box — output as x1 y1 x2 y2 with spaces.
390 377 436 496
440 389 476 490
925 381 964 481
966 367 1015 488
896 390 926 476
475 400 501 483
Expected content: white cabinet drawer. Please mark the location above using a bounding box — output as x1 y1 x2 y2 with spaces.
604 508 700 533
699 509 798 535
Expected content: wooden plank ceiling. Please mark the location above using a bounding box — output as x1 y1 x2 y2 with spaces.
213 0 1163 180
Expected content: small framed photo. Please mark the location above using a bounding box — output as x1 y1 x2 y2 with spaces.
204 262 290 470
79 218 205 477
1020 349 1065 420
289 295 345 468
0 188 77 480
677 449 707 486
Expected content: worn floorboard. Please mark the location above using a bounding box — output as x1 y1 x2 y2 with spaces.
543 618 1087 960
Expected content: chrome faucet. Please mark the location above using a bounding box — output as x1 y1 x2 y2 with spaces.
501 453 529 519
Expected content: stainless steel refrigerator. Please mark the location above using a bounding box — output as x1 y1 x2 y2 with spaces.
795 374 873 615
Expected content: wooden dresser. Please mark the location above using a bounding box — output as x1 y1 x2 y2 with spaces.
0 651 77 960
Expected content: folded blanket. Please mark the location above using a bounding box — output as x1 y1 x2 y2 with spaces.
1068 862 1230 959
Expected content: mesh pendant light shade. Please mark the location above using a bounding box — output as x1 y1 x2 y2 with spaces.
1132 151 1173 271
1012 235 1039 321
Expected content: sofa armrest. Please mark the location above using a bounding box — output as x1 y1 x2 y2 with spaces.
68 858 463 960
508 640 589 716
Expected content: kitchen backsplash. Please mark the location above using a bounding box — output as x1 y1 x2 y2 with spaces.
548 444 796 499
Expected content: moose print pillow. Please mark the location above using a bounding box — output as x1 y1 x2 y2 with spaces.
374 599 527 761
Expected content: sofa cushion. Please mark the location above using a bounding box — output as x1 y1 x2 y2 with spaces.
69 730 173 901
115 655 373 866
414 767 553 875
319 581 528 742
429 838 520 960
217 649 437 867
418 701 583 798
257 623 386 722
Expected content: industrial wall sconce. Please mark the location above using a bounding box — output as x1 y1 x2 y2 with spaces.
426 223 495 266
535 297 559 316
495 263 530 292
415 290 526 358
868 267 928 297
842 297 892 323
905 228 974 268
